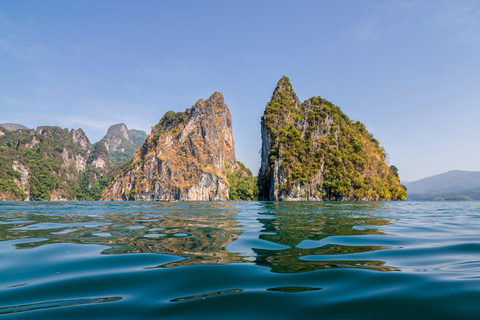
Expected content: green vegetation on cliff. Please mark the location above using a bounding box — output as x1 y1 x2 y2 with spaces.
151 110 189 144
0 127 89 200
77 167 109 201
227 162 258 200
0 124 142 201
155 110 188 132
259 76 406 201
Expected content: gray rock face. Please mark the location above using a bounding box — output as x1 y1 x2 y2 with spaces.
259 97 334 201
71 129 91 152
103 123 129 152
91 157 107 169
102 92 236 201
187 173 229 201
100 123 146 152
12 161 30 201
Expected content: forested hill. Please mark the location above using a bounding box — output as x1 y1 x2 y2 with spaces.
0 124 146 201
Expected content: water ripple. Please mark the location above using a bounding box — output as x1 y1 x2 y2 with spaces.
0 297 122 315
170 289 243 302
1 201 480 319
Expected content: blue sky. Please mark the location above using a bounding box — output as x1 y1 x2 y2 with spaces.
1 0 479 181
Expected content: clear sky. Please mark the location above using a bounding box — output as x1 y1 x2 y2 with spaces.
1 0 479 182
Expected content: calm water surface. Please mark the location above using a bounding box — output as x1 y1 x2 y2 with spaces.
1 201 480 319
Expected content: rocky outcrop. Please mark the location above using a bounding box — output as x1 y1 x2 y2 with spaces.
258 76 406 201
102 92 237 201
71 128 90 152
12 160 30 200
103 124 130 152
99 123 146 166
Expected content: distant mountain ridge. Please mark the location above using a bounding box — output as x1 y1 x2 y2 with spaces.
403 170 480 200
0 123 29 131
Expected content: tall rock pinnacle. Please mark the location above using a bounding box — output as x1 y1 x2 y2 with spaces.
102 92 237 201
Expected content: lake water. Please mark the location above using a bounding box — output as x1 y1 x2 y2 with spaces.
1 201 480 319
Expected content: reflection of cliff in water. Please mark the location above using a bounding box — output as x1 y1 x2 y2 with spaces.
105 207 243 267
253 202 397 273
1 202 243 267
1 201 399 273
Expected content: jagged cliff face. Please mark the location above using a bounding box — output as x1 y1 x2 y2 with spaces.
259 76 406 201
102 92 237 201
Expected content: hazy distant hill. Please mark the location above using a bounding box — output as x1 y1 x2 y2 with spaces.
0 123 29 131
98 123 146 166
403 170 480 200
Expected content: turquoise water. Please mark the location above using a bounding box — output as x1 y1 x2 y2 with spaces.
1 201 480 319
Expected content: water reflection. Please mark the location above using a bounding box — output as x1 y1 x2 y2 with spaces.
170 289 243 302
258 202 390 247
0 202 243 267
0 297 122 315
0 201 396 272
252 202 396 273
